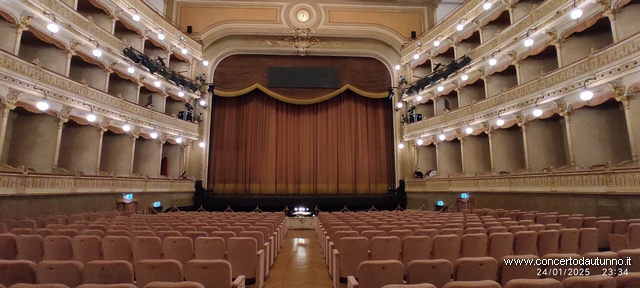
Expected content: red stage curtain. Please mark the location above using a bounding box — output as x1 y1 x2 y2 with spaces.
208 89 394 195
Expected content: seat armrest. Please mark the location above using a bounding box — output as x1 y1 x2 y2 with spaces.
232 275 246 288
256 250 265 288
347 276 359 288
332 249 340 288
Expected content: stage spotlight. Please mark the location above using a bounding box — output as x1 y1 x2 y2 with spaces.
123 47 143 63
387 88 395 100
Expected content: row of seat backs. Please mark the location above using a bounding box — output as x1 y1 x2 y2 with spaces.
0 259 241 288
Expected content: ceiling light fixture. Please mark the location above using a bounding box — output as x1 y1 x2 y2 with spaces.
394 64 401 70
579 76 596 101
483 1 492 10
122 124 131 132
461 74 469 81
416 96 423 101
437 85 444 92
199 141 206 148
86 113 96 122
36 101 49 111
127 66 135 74
176 137 183 144
416 139 424 146
157 29 165 40
154 80 161 87
202 59 209 66
438 134 446 141
465 127 473 134
398 143 405 149
150 132 158 139
457 19 466 31
413 52 420 60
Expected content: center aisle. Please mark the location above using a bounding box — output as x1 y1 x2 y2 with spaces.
262 229 334 288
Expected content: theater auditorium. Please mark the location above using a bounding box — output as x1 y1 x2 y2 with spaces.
1 0 640 287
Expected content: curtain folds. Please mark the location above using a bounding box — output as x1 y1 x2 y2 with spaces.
208 89 395 195
213 55 391 104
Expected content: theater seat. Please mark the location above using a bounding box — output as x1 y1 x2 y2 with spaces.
442 280 500 288
144 282 203 288
347 260 404 288
503 278 562 288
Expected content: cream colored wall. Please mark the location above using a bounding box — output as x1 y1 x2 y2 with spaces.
139 91 166 113
165 98 184 117
456 40 480 58
435 94 458 116
108 76 139 103
61 0 76 10
187 143 204 180
416 145 437 173
5 111 58 173
559 20 613 66
115 27 144 51
162 142 181 178
83 12 112 34
169 59 190 78
407 191 640 219
58 122 100 175
18 37 67 75
526 116 568 171
134 138 161 177
100 131 133 176
1 111 15 164
437 140 462 176
142 44 167 61
491 126 525 172
519 50 559 84
0 18 16 53
570 101 632 168
463 134 491 175
399 145 416 180
614 2 640 40
458 81 485 107
0 192 193 219
511 2 537 23
415 102 435 118
486 69 518 98
628 93 640 160
68 61 108 92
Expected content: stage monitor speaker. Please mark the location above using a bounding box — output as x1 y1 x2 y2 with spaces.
411 31 417 39
195 180 207 196
187 26 193 34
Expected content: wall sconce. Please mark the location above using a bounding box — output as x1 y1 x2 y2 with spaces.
532 98 543 117
129 8 140 21
157 29 165 40
579 76 597 100
438 130 446 141
483 1 492 10
34 86 49 111
44 11 59 33
457 19 466 31
570 0 583 19
89 39 102 57
488 50 499 66
202 59 209 66
523 28 536 47
496 111 505 127
433 36 442 47
394 64 401 71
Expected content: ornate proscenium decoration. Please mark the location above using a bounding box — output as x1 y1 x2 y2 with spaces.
263 28 341 56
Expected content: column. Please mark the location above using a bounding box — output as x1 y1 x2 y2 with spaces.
606 11 619 42
562 112 576 166
158 139 164 177
52 118 67 169
520 122 530 170
129 135 137 176
617 95 637 161
0 105 13 159
13 25 24 54
514 61 522 85
555 43 563 68
96 128 105 174
487 130 495 172
459 136 466 175
104 69 112 92
434 141 441 173
65 51 74 77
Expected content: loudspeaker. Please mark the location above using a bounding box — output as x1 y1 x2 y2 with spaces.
411 31 416 39
187 26 193 34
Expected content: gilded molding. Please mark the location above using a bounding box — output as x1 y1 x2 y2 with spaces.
32 0 127 52
405 167 640 194
0 50 199 139
0 172 195 195
111 0 202 55
403 33 640 139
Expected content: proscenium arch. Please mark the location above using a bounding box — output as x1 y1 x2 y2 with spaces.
202 35 401 86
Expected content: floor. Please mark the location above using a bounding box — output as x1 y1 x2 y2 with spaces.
261 230 336 288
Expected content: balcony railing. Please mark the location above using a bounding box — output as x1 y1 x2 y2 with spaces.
403 31 640 139
0 49 200 139
405 167 640 194
0 172 195 195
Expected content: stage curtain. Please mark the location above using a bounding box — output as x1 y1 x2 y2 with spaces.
213 55 391 104
208 89 395 195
